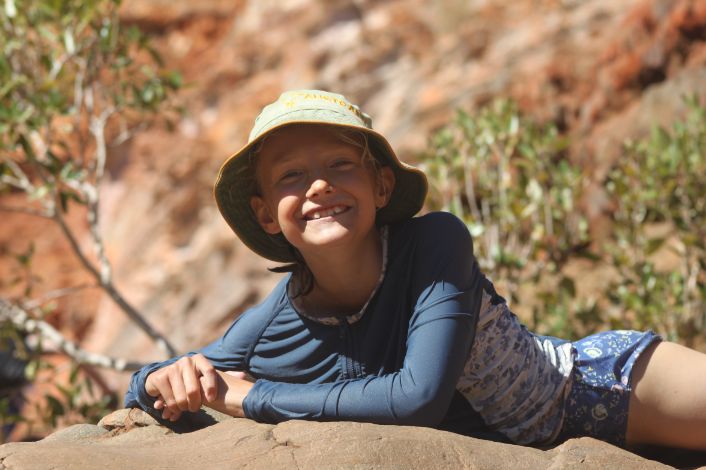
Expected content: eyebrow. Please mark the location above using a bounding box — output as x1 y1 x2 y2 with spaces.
263 141 362 171
266 154 300 171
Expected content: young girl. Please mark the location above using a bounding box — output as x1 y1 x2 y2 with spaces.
126 89 706 450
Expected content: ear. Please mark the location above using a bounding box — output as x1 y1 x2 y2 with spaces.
250 196 281 234
375 166 396 209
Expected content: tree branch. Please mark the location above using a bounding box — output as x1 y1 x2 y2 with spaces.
90 106 114 181
52 206 177 357
20 127 176 359
2 159 35 192
0 205 53 218
21 284 97 310
0 298 144 371
87 110 114 284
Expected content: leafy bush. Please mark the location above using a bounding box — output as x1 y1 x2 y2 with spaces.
421 96 706 343
605 96 706 344
420 100 590 338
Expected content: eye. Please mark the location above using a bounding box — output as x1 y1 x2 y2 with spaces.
331 158 356 169
278 169 303 183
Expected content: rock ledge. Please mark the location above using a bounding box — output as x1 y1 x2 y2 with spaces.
0 409 692 470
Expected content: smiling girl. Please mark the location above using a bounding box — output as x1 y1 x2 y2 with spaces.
126 90 706 450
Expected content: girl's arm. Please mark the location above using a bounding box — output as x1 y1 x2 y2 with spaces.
244 308 476 426
240 213 481 427
124 286 284 421
127 213 480 427
124 342 239 422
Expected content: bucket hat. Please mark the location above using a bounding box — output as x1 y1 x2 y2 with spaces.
214 89 428 262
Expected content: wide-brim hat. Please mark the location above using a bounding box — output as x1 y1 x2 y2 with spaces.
214 89 428 263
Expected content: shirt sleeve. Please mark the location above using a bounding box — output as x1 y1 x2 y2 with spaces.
123 293 281 417
243 212 482 427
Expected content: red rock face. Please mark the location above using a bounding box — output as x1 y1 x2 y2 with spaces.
1 0 705 434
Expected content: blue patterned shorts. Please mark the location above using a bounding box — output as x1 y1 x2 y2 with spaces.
556 330 661 447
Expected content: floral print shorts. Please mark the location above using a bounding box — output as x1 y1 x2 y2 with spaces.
556 330 662 447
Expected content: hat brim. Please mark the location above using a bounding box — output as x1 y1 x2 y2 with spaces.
214 121 427 263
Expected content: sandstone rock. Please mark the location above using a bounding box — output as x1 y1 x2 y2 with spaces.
98 407 160 430
547 437 671 470
0 417 685 470
102 423 172 444
98 406 232 434
40 424 108 443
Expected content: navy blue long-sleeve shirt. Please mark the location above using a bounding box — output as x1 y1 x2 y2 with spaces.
126 212 496 433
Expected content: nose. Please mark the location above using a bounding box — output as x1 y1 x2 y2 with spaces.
306 177 334 198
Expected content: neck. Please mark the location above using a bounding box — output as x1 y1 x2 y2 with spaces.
299 228 384 315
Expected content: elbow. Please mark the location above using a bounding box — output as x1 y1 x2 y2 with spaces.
392 386 449 428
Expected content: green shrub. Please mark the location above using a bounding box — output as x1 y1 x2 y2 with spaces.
421 96 706 343
420 99 590 338
605 96 706 344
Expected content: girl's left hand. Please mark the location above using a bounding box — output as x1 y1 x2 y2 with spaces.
155 370 255 420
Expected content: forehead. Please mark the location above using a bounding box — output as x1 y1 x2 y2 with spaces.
256 125 360 165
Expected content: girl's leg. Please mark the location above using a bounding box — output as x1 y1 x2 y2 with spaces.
627 341 706 449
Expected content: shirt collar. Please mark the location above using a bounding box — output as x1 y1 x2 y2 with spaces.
288 225 389 326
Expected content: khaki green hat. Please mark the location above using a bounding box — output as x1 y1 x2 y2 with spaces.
214 89 428 262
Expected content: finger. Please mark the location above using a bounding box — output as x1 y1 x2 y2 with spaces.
182 365 203 413
162 407 182 422
199 374 218 404
145 375 160 398
193 355 217 402
167 369 189 413
154 398 165 410
155 375 177 414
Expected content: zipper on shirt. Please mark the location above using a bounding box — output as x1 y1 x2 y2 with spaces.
339 321 362 379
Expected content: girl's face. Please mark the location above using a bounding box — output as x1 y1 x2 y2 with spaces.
250 125 395 258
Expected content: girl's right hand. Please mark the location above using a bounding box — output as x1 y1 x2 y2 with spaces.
145 353 218 421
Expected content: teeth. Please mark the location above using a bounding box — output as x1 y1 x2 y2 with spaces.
309 206 345 219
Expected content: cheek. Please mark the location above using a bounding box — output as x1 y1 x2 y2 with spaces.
276 194 301 218
338 171 378 193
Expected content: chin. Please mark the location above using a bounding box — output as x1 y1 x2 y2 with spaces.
303 231 352 248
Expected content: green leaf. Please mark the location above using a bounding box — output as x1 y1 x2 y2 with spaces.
645 237 665 255
165 70 182 89
85 376 95 397
4 0 17 18
59 190 84 212
15 242 35 267
69 364 80 384
45 395 65 419
63 28 75 54
24 360 38 381
56 383 75 404
30 184 50 200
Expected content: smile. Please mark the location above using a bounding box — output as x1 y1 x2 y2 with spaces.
304 205 349 220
